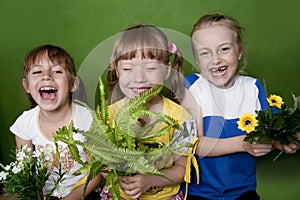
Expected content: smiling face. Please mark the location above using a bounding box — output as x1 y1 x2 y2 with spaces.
22 55 76 112
116 53 170 100
192 25 242 89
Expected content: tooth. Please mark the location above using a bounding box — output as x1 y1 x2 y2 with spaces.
41 87 55 91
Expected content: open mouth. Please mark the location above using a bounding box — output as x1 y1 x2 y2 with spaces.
211 66 228 76
39 86 57 101
133 87 151 93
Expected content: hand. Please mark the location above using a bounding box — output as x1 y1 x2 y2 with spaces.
243 142 273 157
273 133 300 154
119 174 153 199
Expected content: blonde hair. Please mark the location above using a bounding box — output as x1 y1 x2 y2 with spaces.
191 13 247 73
107 24 184 104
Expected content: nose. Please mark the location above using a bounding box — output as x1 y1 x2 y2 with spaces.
133 66 146 83
211 53 222 65
42 70 53 81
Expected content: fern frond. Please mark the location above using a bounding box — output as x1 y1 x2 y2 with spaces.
98 77 109 123
53 122 85 165
115 85 163 135
74 100 109 137
106 170 121 200
54 78 192 199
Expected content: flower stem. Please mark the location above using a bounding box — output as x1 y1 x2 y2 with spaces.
273 150 284 162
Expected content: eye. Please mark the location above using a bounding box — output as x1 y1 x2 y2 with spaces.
52 70 63 74
52 65 65 74
32 70 42 75
145 64 158 71
198 51 210 57
119 64 133 72
220 46 231 53
121 67 132 71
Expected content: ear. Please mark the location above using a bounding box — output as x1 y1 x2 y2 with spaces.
70 76 80 92
238 52 242 60
22 78 30 93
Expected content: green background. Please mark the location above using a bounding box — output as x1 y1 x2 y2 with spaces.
1 0 300 199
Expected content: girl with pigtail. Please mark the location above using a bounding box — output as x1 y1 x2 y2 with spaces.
101 24 197 200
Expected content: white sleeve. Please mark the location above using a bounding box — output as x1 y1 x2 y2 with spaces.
172 115 197 153
9 108 37 140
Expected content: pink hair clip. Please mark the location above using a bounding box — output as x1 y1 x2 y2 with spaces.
169 42 178 55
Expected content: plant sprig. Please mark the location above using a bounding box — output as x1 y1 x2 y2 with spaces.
54 76 191 200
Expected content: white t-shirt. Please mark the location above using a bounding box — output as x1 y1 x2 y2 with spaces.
10 102 92 197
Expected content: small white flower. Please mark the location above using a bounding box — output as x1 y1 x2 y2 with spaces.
17 162 24 170
16 151 26 161
4 164 11 171
32 150 41 158
0 171 8 180
11 165 21 174
52 183 66 198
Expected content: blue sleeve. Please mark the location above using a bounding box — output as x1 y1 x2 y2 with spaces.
184 74 199 89
255 79 268 111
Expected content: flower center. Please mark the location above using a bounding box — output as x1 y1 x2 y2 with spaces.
272 99 276 103
245 119 252 126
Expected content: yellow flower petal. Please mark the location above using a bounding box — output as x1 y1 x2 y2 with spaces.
237 113 259 133
267 94 284 109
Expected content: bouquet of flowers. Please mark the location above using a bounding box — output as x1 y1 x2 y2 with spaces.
54 77 193 200
0 145 64 200
237 94 300 146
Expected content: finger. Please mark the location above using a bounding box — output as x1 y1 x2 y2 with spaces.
283 145 297 154
119 181 135 190
120 176 134 184
123 188 142 199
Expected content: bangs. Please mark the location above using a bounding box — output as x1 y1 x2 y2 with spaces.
24 45 75 76
111 25 169 66
116 48 167 63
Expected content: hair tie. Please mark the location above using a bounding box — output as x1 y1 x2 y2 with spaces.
169 42 178 55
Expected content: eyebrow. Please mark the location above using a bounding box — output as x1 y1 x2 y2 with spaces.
196 42 234 51
30 64 60 68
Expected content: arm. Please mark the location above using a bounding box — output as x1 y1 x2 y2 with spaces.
196 135 272 157
15 135 33 149
62 174 102 200
119 156 186 199
181 93 272 157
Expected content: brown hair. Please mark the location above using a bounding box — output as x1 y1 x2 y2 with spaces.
24 44 77 107
107 24 184 104
191 13 247 72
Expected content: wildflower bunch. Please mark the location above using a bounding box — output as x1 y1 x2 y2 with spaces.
0 145 50 199
0 145 64 200
237 94 300 145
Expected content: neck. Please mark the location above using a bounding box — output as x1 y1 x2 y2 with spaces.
39 103 73 123
145 95 163 113
38 102 73 139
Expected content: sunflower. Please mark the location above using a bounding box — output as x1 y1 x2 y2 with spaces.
267 94 284 109
237 113 259 134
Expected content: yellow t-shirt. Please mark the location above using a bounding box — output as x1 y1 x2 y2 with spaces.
108 96 190 200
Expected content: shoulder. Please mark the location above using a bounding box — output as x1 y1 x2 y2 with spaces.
10 106 39 138
237 76 268 109
73 102 91 116
184 73 200 89
237 76 266 94
108 98 125 119
238 75 262 86
73 103 93 131
162 96 190 124
11 107 38 126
